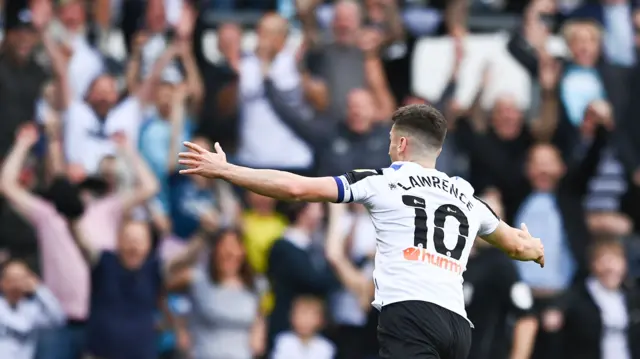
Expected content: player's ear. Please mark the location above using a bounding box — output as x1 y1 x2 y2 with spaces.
398 136 408 152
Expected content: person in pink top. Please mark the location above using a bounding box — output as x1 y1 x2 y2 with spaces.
0 123 159 359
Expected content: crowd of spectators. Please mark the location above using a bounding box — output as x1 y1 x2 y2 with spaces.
0 0 639 359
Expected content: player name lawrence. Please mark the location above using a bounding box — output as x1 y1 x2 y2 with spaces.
396 175 474 210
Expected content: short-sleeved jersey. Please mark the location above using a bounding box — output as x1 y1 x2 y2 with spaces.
333 162 500 320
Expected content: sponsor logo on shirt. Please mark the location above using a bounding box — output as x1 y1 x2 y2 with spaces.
402 247 462 274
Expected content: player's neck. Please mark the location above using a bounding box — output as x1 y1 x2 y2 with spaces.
399 158 436 169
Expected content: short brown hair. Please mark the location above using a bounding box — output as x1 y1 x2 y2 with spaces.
588 237 625 262
392 104 448 150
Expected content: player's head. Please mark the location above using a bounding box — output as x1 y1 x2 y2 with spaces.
589 238 626 290
389 104 447 164
290 295 325 339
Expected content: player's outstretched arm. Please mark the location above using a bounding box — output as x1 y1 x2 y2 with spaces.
481 222 545 267
178 141 339 202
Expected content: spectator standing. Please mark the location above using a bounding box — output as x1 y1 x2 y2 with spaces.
193 20 243 151
166 228 265 359
242 191 287 277
51 0 104 100
66 134 161 359
75 217 164 359
549 238 640 359
569 0 636 67
363 0 417 105
64 36 177 174
298 0 395 120
265 83 390 176
240 191 287 318
0 122 159 359
0 0 63 156
271 296 336 359
235 13 314 174
0 260 65 359
512 116 611 359
0 0 68 270
508 11 635 219
138 0 183 80
453 55 561 222
266 202 338 351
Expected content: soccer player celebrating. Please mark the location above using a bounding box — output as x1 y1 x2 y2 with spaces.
178 104 545 359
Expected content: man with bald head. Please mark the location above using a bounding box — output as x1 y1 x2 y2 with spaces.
235 12 315 175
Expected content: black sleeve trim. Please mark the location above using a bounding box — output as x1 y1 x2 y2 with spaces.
473 195 500 220
343 169 384 185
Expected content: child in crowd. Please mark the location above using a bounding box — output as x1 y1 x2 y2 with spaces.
271 296 335 359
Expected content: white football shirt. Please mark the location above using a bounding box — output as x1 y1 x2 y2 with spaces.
333 161 500 320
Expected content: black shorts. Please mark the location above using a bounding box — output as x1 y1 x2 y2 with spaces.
378 301 472 359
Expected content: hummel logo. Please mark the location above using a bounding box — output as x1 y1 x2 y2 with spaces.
447 207 456 213
388 183 397 190
414 199 425 206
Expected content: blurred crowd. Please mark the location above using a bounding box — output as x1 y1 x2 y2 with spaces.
0 0 639 359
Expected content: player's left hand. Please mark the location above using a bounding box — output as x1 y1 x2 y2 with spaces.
520 223 545 268
178 141 228 178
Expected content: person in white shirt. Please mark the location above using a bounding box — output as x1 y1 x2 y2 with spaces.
272 296 336 359
0 260 65 359
61 30 183 174
177 104 546 359
53 0 105 100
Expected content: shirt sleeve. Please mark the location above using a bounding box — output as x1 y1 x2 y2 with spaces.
333 169 383 204
473 195 501 236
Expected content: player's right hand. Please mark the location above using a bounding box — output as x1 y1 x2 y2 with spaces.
520 223 545 268
178 141 228 178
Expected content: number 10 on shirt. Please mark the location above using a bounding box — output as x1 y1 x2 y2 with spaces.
402 195 470 261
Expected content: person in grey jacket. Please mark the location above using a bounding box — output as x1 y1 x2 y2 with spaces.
264 79 391 176
0 260 65 359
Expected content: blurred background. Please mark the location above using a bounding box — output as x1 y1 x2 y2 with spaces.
0 0 639 359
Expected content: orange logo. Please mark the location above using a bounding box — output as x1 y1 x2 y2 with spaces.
403 247 462 274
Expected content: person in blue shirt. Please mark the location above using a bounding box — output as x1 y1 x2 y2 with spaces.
162 137 240 242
